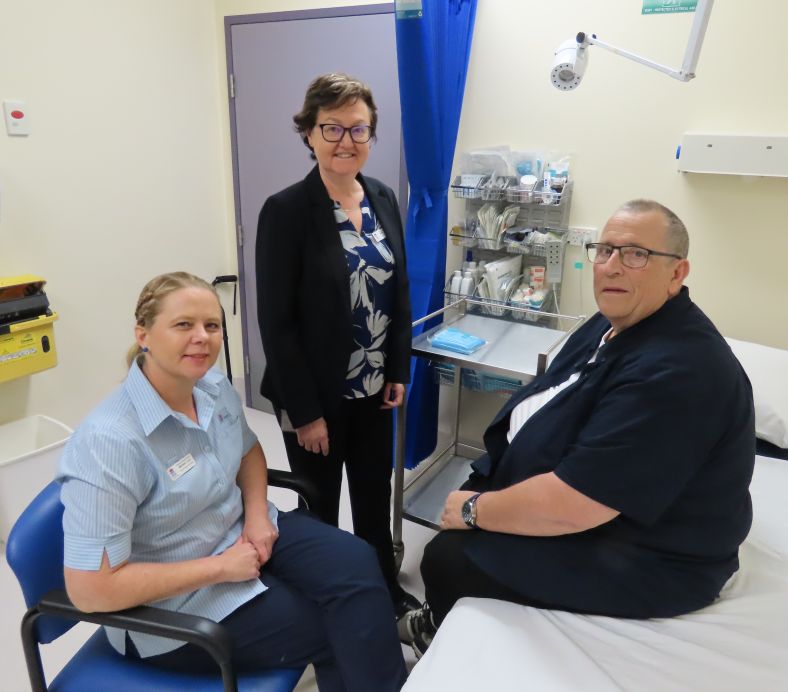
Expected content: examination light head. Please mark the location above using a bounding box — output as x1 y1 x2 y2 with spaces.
551 32 589 91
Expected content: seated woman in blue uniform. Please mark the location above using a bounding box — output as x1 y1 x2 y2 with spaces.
57 271 407 692
400 200 755 658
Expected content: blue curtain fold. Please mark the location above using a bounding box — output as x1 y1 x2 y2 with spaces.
395 0 478 467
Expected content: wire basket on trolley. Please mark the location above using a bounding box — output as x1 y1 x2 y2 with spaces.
433 363 521 398
450 174 488 199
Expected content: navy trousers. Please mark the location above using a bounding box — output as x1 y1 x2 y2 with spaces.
422 528 720 625
279 393 400 595
142 510 407 691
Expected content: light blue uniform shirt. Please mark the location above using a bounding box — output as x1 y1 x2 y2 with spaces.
57 359 278 658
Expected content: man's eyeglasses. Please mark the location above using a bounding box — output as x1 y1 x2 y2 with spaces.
586 242 683 269
317 124 373 143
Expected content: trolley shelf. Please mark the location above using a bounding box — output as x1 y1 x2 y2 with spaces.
402 451 479 529
412 312 571 382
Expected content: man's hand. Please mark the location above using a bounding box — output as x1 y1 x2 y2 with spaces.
380 382 405 409
242 512 279 566
440 490 479 531
296 417 329 455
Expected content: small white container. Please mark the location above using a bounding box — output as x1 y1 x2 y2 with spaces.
0 415 72 544
449 270 463 295
459 271 474 295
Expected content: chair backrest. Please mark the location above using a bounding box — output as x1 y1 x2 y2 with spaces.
6 480 77 643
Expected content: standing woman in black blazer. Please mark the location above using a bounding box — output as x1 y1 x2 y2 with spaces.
256 74 418 619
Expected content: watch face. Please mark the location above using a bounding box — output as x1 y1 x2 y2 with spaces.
461 497 475 527
461 500 472 524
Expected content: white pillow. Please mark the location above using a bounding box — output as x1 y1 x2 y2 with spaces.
726 338 788 448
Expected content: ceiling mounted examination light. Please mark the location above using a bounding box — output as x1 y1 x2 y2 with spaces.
551 37 589 91
551 0 714 91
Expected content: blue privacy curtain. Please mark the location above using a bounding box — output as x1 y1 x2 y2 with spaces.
395 0 477 467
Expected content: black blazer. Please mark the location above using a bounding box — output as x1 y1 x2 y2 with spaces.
255 165 411 429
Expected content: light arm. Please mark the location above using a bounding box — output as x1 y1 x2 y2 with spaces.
583 33 689 81
577 0 714 83
680 0 714 77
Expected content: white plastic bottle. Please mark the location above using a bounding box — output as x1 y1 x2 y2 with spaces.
459 271 474 295
449 270 463 295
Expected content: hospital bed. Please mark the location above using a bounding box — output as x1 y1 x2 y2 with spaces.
403 338 788 691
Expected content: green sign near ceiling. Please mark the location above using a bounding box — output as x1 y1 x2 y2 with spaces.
642 0 698 14
396 0 423 20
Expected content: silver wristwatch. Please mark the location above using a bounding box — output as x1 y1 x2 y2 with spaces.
461 493 482 529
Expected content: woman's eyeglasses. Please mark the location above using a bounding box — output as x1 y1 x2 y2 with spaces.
317 124 373 143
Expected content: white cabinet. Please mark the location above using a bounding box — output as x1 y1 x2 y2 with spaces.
677 133 788 177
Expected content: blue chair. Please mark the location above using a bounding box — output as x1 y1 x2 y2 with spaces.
7 470 315 692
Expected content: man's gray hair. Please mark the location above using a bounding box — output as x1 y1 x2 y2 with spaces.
617 199 689 259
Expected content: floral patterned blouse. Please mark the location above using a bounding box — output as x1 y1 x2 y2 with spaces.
334 195 396 399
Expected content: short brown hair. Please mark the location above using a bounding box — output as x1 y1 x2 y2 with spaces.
293 73 378 158
126 272 218 367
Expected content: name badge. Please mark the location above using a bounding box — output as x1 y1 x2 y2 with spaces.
370 228 386 243
167 453 196 481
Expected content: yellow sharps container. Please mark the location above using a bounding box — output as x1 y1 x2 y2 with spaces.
0 275 59 384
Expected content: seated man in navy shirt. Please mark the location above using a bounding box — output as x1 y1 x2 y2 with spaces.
400 199 755 656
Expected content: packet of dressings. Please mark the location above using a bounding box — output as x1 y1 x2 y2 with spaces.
428 327 486 355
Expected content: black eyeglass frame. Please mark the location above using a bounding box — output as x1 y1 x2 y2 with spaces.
585 242 683 269
316 123 374 143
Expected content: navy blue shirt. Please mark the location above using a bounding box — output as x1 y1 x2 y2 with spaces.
334 195 396 398
466 288 755 616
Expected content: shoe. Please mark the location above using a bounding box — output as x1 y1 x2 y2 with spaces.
397 604 436 659
391 585 422 620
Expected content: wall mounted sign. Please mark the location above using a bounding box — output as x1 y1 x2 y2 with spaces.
642 0 698 15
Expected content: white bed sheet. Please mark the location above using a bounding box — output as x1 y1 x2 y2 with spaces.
404 456 788 691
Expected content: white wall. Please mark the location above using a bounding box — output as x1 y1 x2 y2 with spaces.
1 0 785 430
0 0 235 426
453 0 788 348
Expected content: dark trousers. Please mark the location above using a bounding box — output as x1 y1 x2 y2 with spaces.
422 528 720 626
142 510 407 692
280 394 400 594
421 530 551 625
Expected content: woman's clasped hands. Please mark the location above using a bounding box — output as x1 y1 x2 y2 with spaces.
221 513 279 582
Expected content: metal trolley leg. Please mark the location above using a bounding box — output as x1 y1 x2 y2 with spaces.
392 400 406 573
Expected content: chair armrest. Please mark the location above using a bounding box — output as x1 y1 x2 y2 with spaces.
21 590 240 691
37 589 233 664
268 468 319 509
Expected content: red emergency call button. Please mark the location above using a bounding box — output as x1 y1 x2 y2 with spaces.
11 110 24 119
